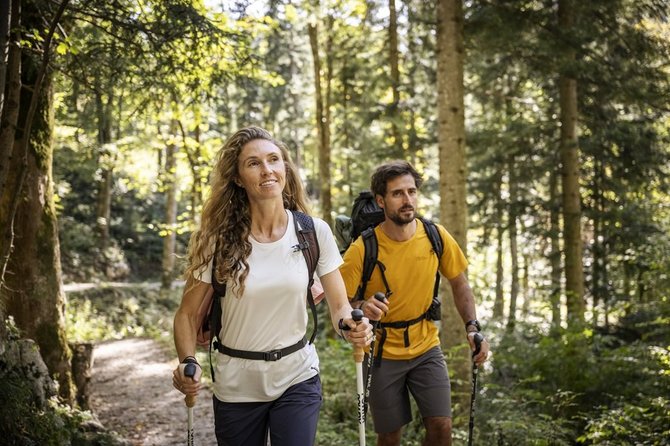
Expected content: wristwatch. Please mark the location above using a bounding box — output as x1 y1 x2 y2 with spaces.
465 319 481 333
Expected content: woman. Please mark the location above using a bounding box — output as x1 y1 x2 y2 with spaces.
172 126 372 445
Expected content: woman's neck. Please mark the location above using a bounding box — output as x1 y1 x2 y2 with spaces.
248 200 288 243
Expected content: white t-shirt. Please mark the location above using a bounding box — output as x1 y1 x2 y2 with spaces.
196 210 342 402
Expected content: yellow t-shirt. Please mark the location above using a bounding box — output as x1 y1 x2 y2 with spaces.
340 220 468 360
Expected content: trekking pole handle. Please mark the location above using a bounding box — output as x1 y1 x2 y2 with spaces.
472 332 484 358
373 292 385 302
339 309 365 331
184 362 197 408
350 309 365 363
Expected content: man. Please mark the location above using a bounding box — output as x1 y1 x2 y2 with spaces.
340 160 490 446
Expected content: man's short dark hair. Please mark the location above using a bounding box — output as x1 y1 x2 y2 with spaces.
370 160 423 197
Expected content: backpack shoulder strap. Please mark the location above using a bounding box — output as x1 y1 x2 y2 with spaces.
420 218 444 299
291 210 320 344
360 227 378 285
355 227 391 300
210 244 226 381
420 218 443 258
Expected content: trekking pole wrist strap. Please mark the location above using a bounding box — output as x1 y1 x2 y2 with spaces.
181 356 199 365
465 319 481 332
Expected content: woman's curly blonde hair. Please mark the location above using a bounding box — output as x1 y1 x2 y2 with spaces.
184 126 310 296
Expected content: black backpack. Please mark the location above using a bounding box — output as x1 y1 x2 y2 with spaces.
205 210 320 381
335 190 384 254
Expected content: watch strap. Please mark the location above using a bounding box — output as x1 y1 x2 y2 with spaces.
465 319 481 332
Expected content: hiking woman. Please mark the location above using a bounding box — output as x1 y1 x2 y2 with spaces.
172 126 372 446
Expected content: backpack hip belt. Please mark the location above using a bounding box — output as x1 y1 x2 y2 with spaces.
214 337 306 361
374 308 431 366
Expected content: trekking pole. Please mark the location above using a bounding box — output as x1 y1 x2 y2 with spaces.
339 309 366 445
468 333 484 446
184 362 197 446
350 309 366 446
364 292 386 413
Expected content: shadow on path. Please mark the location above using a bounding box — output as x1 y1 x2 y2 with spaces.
91 338 216 446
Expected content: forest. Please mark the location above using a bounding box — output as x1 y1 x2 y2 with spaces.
0 0 669 444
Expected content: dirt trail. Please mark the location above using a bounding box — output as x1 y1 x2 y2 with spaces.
90 338 217 445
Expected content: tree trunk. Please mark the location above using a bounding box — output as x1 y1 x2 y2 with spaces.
1 30 74 402
492 171 505 319
549 168 562 331
0 0 21 201
436 0 470 416
388 0 403 157
558 0 585 326
0 0 10 119
324 16 333 223
0 0 5 343
406 6 420 165
592 159 603 327
179 119 203 225
521 253 530 318
308 20 332 227
161 119 178 290
507 155 519 331
94 85 113 257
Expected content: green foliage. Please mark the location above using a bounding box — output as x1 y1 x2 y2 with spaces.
0 388 125 446
0 321 126 446
315 332 430 445
579 397 670 445
475 323 670 445
66 285 181 342
316 337 382 445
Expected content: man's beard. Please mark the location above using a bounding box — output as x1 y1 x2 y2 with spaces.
387 206 415 226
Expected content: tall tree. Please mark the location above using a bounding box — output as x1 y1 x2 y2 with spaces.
161 117 179 290
436 0 470 411
0 0 20 202
0 0 10 122
492 170 505 320
0 0 74 402
558 0 585 325
549 167 562 330
387 0 403 156
93 71 115 258
506 154 520 331
308 17 333 225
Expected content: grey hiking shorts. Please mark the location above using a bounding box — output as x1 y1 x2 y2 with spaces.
364 346 451 434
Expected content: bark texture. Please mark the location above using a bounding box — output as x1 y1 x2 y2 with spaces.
558 0 585 325
436 0 470 414
1 49 74 402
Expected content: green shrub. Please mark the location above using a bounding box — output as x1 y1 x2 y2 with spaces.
66 285 181 343
476 322 670 445
579 397 670 445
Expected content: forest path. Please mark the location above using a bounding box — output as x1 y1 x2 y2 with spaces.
90 338 217 446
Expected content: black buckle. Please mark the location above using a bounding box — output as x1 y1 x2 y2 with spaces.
263 349 282 361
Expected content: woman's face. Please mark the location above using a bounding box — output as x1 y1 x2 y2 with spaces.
237 138 286 203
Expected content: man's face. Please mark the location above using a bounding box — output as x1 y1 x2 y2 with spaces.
376 174 418 226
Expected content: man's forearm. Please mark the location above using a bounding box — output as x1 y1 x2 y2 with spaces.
449 273 477 326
